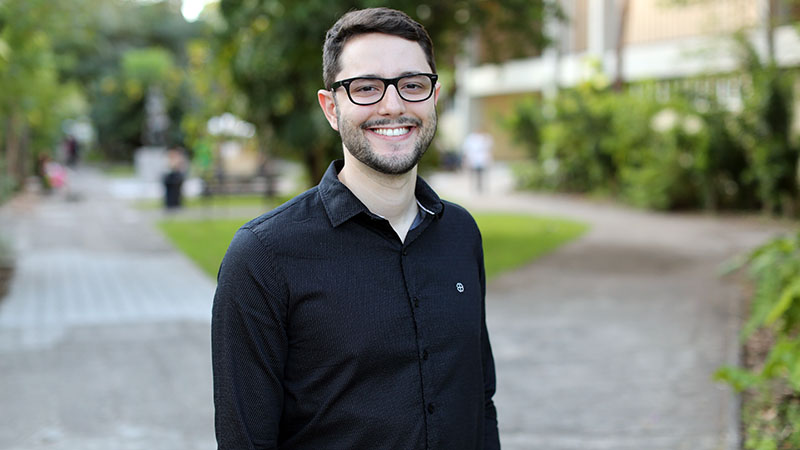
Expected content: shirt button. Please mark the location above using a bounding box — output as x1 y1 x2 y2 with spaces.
427 403 435 414
413 297 420 308
422 350 429 360
402 249 408 256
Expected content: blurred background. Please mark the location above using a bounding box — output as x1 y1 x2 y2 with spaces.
1 1 800 449
0 0 798 214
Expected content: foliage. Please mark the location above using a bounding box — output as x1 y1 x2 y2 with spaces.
507 54 798 215
507 77 702 208
0 0 81 190
158 212 588 279
728 33 799 217
218 0 563 183
121 47 176 86
715 231 800 449
78 1 207 161
179 35 246 160
0 0 223 191
0 153 14 203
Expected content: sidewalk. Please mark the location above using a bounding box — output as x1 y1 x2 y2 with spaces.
429 166 787 450
0 165 790 450
0 168 216 450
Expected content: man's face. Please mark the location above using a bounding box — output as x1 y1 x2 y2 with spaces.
319 33 440 175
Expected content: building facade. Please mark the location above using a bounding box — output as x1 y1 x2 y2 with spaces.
449 0 800 160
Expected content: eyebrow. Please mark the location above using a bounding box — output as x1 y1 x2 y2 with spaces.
353 71 428 78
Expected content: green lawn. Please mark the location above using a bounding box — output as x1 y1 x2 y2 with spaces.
137 194 285 210
476 214 588 279
158 213 588 280
102 164 137 178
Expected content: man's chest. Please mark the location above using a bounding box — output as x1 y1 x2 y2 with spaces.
276 229 484 370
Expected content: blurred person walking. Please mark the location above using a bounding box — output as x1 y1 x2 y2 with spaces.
463 130 493 194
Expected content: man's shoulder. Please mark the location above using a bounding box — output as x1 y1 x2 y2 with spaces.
435 199 482 240
239 186 326 242
440 199 477 226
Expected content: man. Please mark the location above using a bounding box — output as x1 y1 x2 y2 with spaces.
462 131 493 193
212 7 499 449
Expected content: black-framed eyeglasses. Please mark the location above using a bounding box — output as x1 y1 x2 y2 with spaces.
330 73 438 106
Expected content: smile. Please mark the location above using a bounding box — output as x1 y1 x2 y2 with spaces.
370 127 411 137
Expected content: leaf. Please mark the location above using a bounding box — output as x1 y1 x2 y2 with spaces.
718 253 748 276
790 353 800 392
765 278 800 325
714 365 760 392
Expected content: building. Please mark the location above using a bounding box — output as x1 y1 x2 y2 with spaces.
450 0 800 160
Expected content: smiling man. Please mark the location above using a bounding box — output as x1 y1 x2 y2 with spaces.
212 7 499 450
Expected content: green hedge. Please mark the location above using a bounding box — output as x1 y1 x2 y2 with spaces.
506 64 798 216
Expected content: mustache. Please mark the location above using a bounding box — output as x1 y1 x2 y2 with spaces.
361 117 422 129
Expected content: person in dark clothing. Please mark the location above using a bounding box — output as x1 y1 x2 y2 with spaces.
65 135 79 167
212 8 500 449
163 147 186 209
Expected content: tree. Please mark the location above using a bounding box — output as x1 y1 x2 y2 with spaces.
218 0 562 183
0 0 80 195
52 0 207 161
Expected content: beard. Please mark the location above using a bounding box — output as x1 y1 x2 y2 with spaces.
337 109 437 175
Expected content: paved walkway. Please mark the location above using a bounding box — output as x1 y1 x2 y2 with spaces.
0 169 216 450
0 165 789 449
429 167 787 450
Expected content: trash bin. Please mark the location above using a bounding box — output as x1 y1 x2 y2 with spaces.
163 170 184 209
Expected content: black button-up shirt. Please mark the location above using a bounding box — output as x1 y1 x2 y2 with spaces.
212 161 499 449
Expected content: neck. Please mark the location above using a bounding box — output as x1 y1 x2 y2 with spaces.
338 150 419 242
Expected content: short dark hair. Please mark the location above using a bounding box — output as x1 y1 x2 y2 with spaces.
322 7 436 89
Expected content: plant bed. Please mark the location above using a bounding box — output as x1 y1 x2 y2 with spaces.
715 231 800 449
739 326 800 450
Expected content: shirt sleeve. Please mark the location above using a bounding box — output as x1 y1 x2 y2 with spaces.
212 227 289 450
478 240 501 449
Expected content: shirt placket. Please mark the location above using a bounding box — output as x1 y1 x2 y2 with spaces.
399 217 438 450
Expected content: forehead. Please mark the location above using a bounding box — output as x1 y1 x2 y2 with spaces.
337 33 431 79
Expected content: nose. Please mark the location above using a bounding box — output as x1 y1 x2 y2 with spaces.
377 85 406 116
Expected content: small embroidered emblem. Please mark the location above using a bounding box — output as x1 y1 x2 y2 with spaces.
456 282 464 293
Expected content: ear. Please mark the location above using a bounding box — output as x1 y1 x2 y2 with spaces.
317 89 339 131
433 82 442 106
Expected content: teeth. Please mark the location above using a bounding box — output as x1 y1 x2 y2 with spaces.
373 127 410 137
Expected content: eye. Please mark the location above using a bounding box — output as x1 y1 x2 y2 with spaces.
353 85 380 93
400 76 430 92
349 79 383 95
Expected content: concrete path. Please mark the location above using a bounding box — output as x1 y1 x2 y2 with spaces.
428 167 787 450
0 165 789 449
0 168 216 450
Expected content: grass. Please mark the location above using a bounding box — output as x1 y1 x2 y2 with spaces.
158 218 247 279
137 194 289 210
476 214 588 279
102 164 137 178
158 213 588 279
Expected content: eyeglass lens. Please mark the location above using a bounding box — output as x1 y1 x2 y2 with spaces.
349 75 433 104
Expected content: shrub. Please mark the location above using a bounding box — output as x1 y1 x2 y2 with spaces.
715 231 800 449
507 72 796 215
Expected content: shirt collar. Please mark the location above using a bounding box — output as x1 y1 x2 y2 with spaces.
318 160 444 228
